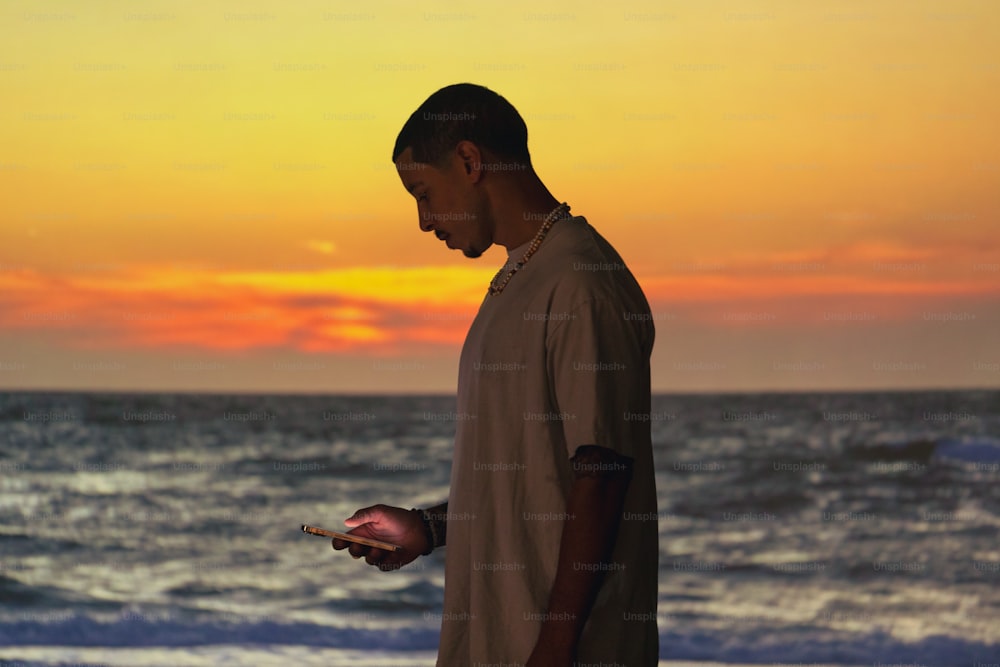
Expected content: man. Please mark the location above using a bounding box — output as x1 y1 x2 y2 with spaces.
332 83 659 666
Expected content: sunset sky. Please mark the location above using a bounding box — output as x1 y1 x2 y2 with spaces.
1 0 997 393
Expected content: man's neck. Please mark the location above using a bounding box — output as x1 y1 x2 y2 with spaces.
490 175 562 250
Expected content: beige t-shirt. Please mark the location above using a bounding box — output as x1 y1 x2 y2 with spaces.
436 216 660 666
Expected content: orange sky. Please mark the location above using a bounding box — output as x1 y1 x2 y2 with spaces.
1 1 997 392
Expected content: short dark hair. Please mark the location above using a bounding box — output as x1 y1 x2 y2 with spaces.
391 83 531 168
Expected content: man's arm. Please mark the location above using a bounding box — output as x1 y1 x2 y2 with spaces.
526 445 633 665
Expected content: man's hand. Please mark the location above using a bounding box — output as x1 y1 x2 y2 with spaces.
331 504 430 571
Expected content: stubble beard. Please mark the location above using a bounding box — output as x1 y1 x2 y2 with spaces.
461 229 489 259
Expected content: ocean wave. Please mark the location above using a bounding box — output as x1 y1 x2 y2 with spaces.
932 437 1000 466
661 627 999 665
1 616 996 665
0 616 438 650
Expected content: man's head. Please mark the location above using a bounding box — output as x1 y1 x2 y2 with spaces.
393 84 535 258
391 83 531 169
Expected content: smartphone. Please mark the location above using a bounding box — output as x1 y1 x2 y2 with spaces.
301 524 402 552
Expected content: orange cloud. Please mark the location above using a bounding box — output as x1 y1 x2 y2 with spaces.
0 265 491 355
1 246 996 355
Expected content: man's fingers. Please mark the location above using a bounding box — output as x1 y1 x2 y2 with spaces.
378 559 404 572
331 536 402 570
365 548 390 566
377 554 405 571
347 542 370 559
330 535 369 553
344 504 383 528
331 535 390 564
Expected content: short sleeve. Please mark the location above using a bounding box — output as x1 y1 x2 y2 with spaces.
545 297 653 460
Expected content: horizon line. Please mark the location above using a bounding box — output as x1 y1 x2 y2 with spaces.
2 385 997 398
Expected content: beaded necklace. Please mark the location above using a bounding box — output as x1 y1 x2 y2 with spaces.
487 202 572 296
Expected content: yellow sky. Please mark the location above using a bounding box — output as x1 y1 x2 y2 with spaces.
1 1 997 392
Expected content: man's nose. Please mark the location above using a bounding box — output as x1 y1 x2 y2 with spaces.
419 212 434 232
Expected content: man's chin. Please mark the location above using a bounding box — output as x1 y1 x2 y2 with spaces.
462 248 484 259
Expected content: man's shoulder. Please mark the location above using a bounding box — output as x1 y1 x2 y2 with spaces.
540 218 649 309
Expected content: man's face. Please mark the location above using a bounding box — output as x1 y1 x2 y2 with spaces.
394 147 491 258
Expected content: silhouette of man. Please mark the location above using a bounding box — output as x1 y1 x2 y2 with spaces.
332 83 659 666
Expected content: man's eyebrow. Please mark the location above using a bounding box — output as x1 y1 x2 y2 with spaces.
406 180 425 195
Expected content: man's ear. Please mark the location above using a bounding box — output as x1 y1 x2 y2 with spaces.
454 140 485 183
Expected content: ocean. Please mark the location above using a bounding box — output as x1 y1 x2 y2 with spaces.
1 390 998 666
